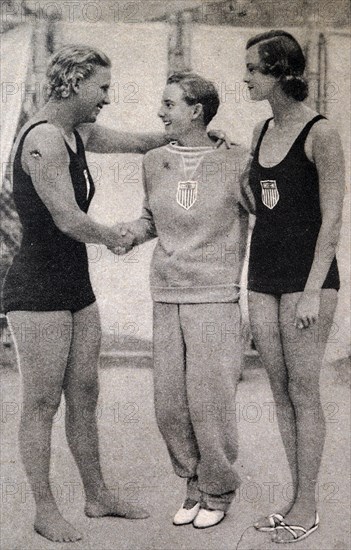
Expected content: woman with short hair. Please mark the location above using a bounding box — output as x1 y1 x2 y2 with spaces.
243 30 344 543
2 43 175 543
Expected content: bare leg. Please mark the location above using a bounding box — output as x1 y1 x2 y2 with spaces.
7 311 82 543
62 303 148 519
272 289 337 542
248 292 298 527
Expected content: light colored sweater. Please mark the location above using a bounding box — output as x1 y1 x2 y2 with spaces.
129 142 253 303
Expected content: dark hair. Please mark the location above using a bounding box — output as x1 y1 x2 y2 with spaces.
246 30 308 101
167 72 220 126
47 44 111 99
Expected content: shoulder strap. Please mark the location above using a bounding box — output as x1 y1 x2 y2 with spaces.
74 129 87 162
14 120 48 167
297 114 327 144
253 118 273 159
17 120 48 149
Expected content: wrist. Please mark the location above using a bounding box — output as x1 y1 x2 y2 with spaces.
105 227 119 249
303 288 322 295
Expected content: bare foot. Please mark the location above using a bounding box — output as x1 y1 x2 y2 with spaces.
272 503 318 543
85 490 149 519
34 504 82 542
254 505 293 530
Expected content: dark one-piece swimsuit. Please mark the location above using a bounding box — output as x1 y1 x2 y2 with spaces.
248 114 339 295
2 121 97 313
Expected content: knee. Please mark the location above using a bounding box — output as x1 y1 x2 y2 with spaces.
288 376 320 410
23 394 62 419
267 374 289 400
65 377 99 406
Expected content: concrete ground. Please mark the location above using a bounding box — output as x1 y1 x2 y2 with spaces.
1 359 350 550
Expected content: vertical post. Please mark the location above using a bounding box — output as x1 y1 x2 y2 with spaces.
304 0 328 114
51 19 64 52
304 27 320 110
167 11 192 75
32 17 50 110
318 33 328 115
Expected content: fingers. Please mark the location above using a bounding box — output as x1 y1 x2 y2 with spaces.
294 314 318 329
214 136 231 149
294 291 320 329
223 136 231 149
112 223 135 249
208 130 232 149
295 317 308 330
309 314 318 325
109 246 127 255
114 222 133 237
117 234 134 248
115 223 129 237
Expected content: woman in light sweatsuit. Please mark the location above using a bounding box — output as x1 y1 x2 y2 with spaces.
118 72 254 529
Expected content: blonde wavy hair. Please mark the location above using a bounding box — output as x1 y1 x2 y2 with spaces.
46 44 111 100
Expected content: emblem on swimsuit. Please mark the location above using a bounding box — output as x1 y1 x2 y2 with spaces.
260 180 279 209
177 181 198 210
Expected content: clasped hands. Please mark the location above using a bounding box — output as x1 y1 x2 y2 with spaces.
109 223 136 255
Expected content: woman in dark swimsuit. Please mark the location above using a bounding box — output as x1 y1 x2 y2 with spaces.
2 44 176 543
244 31 345 543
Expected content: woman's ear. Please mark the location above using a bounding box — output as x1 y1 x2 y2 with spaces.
71 76 81 94
192 103 204 121
71 73 83 94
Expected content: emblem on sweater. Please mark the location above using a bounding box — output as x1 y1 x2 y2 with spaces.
260 180 279 209
177 181 198 210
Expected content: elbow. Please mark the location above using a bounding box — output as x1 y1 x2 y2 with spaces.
318 219 342 260
136 143 147 155
321 215 342 242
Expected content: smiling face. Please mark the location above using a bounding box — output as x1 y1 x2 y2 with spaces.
75 65 111 123
244 44 278 101
158 83 200 140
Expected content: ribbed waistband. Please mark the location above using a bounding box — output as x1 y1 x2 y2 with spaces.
151 284 240 303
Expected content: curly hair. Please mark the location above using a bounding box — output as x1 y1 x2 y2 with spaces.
246 30 308 101
46 44 111 100
167 72 220 126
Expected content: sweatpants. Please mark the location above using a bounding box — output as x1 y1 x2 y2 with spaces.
153 302 242 512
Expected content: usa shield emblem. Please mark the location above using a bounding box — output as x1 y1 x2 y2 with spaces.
260 180 279 209
177 181 198 210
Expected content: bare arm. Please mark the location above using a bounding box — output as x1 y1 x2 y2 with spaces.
295 121 345 328
304 121 345 291
77 124 232 155
22 124 121 248
78 123 169 154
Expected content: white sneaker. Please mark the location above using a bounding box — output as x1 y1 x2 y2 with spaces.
193 508 225 529
173 502 200 525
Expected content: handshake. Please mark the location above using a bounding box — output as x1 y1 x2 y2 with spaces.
108 223 136 255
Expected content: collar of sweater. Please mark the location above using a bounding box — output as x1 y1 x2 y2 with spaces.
166 141 216 156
